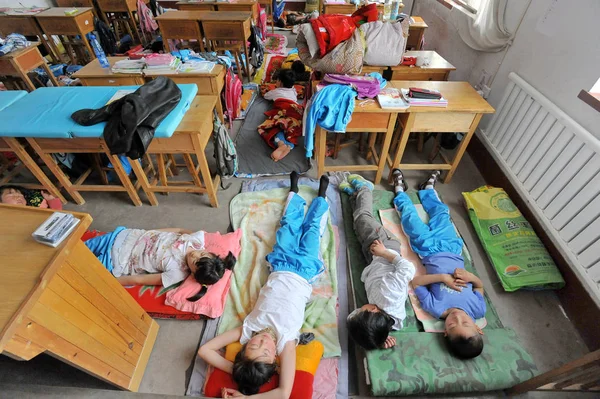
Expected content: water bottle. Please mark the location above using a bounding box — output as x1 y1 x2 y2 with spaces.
89 33 109 68
383 0 392 22
390 0 400 21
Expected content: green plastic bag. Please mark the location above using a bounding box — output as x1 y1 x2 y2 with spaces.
463 186 565 292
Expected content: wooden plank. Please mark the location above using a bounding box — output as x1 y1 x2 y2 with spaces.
58 264 148 344
3 334 45 360
127 319 159 391
16 318 131 388
347 112 389 131
38 287 141 362
67 241 152 329
412 112 476 133
28 301 136 376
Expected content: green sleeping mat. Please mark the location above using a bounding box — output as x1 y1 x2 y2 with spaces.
341 190 538 395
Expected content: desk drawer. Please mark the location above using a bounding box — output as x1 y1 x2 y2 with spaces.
346 112 391 131
97 0 133 12
81 76 145 86
178 3 214 10
0 17 39 36
37 18 80 35
167 76 218 95
158 20 202 39
147 135 194 153
202 21 245 41
390 70 449 81
0 59 17 76
412 112 476 132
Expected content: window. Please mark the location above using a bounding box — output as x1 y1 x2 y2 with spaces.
578 77 600 113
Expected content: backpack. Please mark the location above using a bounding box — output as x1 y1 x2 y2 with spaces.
248 25 265 69
213 111 238 187
322 73 381 99
224 69 242 121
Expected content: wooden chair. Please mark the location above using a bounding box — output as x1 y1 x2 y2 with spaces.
506 350 600 396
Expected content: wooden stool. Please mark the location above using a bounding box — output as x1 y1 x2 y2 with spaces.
96 0 146 45
0 44 60 92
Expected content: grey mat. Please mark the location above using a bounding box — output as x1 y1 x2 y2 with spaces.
234 97 311 178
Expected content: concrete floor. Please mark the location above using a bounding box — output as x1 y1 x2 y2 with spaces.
0 32 592 398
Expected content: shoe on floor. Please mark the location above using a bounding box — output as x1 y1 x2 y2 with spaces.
347 174 374 192
392 168 408 194
418 170 442 190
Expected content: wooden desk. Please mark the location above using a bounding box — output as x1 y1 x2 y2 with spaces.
56 0 101 19
0 204 159 391
0 8 62 64
177 0 259 22
155 11 207 52
73 56 146 86
129 95 221 207
390 51 455 81
389 81 494 182
0 44 59 91
313 83 398 184
35 7 96 66
321 1 388 15
95 0 147 44
407 16 427 50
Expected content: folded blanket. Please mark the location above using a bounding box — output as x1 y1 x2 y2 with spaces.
219 186 341 357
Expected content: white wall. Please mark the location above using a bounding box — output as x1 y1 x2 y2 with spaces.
413 0 600 137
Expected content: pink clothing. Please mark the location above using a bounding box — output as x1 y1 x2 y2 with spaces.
165 229 242 317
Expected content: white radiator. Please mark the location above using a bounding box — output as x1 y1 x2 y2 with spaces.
479 72 600 305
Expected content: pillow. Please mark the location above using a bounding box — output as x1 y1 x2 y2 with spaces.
164 229 242 317
204 340 324 399
300 23 320 59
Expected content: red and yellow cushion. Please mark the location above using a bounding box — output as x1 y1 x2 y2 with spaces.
204 340 324 399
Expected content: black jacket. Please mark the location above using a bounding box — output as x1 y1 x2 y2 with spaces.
71 77 182 159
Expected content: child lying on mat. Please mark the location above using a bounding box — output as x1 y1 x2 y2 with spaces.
258 69 304 162
392 169 486 359
0 185 62 210
198 172 330 398
85 227 235 299
339 175 416 350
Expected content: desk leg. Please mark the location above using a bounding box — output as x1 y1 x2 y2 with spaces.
41 59 60 88
107 152 142 206
26 138 86 205
444 113 482 183
192 134 219 207
242 39 251 80
316 126 326 177
130 157 159 206
81 33 96 63
388 112 415 181
375 113 398 184
14 67 37 91
215 98 225 123
4 138 67 204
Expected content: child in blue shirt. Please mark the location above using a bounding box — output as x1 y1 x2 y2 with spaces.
392 169 486 359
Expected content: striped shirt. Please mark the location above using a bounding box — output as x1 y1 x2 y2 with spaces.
361 250 416 329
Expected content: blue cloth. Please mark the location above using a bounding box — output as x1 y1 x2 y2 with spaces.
393 189 463 257
368 72 387 89
0 91 27 112
85 226 127 272
273 0 286 20
267 193 329 282
304 84 356 158
394 189 485 320
274 131 295 149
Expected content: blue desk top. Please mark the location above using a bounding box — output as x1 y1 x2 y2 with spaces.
0 84 198 139
0 91 27 112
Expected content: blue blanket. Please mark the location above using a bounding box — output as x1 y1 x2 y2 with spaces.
85 226 127 272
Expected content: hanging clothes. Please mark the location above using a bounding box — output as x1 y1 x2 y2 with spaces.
93 17 118 55
303 84 356 158
137 0 159 36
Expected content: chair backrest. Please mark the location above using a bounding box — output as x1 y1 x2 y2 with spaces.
506 350 600 396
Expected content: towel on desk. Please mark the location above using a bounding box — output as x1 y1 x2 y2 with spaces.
71 76 182 158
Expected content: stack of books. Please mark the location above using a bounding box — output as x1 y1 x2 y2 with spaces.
400 88 448 107
111 59 146 74
178 60 216 73
32 212 80 247
143 54 181 74
377 88 409 110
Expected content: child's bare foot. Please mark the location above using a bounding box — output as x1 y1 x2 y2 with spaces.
271 143 292 161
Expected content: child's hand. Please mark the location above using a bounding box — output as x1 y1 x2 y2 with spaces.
442 274 467 292
382 335 396 349
41 190 56 201
454 268 476 284
222 388 246 398
370 240 388 258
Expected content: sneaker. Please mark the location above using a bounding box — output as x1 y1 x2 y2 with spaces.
418 170 442 190
347 174 374 191
391 169 408 193
338 181 355 196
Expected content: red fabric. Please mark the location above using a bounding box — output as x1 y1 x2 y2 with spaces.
81 230 200 320
47 198 63 210
204 369 314 399
257 99 304 149
310 4 378 57
265 55 286 83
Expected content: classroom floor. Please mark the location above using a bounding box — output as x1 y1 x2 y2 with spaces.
0 32 592 399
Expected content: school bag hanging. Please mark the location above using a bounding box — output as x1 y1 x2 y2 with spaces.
248 24 265 69
137 0 159 35
224 69 242 121
213 110 238 187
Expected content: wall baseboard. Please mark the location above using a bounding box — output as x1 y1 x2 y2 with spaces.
468 133 600 352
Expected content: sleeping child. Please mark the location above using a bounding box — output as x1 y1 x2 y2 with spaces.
198 172 330 397
392 169 486 359
1 185 62 210
258 69 304 162
339 175 415 350
85 227 235 300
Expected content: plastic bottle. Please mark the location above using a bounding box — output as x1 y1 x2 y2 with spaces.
89 33 109 68
390 0 400 21
383 0 392 22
